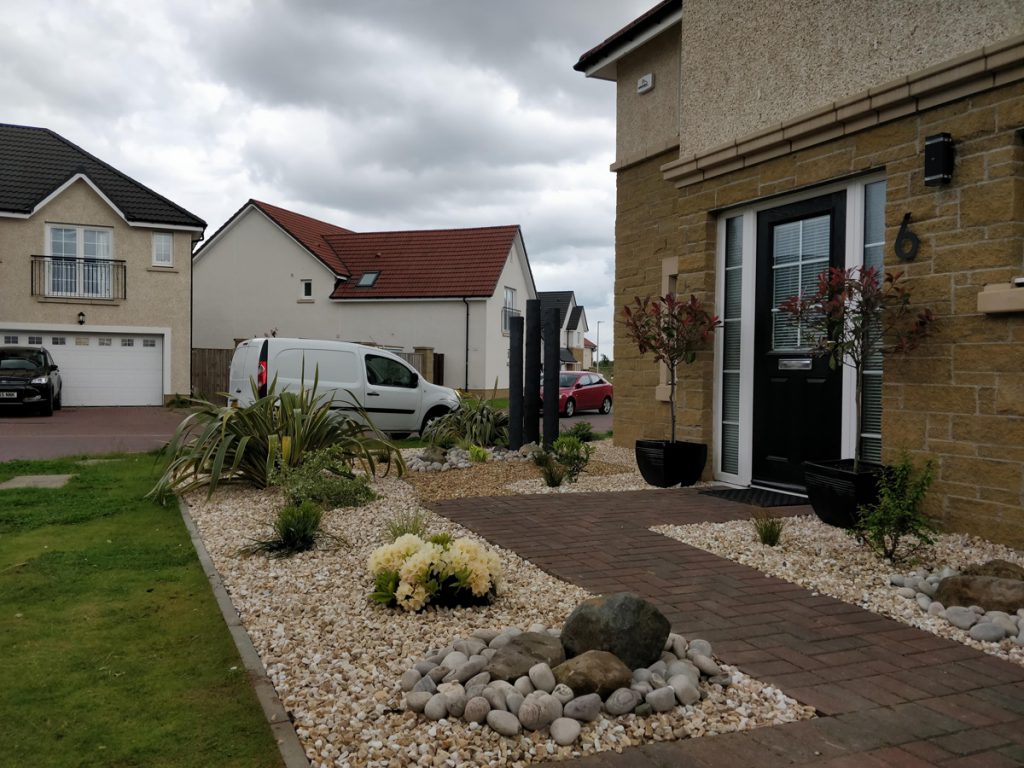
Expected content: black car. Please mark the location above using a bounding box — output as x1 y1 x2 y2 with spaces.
0 346 63 416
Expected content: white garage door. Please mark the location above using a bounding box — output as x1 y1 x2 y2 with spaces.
0 331 163 406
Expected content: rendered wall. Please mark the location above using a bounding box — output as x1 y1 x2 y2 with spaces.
192 209 337 347
0 179 194 397
679 0 1024 157
615 25 681 167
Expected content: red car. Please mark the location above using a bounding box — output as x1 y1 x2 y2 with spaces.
542 371 613 417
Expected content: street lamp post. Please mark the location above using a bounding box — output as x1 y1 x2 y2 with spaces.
595 320 603 373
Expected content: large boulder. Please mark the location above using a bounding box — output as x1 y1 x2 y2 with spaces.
560 592 670 670
962 559 1024 581
934 576 1024 614
484 632 565 682
552 650 632 698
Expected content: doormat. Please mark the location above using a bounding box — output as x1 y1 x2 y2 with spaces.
699 487 808 507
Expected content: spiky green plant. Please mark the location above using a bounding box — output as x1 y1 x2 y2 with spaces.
383 509 429 542
752 510 786 546
422 392 509 448
240 501 333 558
149 374 404 499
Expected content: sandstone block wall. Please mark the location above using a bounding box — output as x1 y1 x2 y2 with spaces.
614 80 1024 547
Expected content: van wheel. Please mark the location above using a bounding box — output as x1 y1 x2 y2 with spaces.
420 407 450 437
389 433 411 441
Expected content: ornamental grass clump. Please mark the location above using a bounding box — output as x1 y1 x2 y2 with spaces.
368 534 503 612
422 391 509 448
551 434 594 483
751 509 786 547
241 500 337 558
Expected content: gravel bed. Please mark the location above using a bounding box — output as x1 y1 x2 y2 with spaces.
654 515 1024 667
186 473 814 767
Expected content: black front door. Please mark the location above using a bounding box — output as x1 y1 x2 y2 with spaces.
751 192 846 491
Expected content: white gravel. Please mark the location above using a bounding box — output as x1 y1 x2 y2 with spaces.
186 472 814 768
654 515 1024 667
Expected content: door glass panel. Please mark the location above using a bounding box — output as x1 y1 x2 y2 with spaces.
771 214 830 351
860 179 886 463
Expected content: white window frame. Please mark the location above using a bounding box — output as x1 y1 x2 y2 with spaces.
502 286 517 334
300 279 313 299
152 232 173 267
712 173 884 486
45 223 114 298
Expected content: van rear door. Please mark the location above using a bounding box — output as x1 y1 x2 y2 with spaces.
228 339 264 406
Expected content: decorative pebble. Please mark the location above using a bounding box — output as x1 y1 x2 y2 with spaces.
687 639 713 658
463 696 490 724
550 717 581 746
405 691 431 713
529 662 556 693
563 692 602 722
424 693 448 721
400 669 422 691
551 683 574 705
944 606 979 630
970 623 1007 642
645 686 677 712
505 691 524 717
516 697 544 731
486 709 521 737
604 688 640 716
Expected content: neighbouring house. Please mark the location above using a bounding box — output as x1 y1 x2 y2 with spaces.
192 200 536 395
0 123 206 405
583 337 596 370
537 290 590 371
576 2 1024 546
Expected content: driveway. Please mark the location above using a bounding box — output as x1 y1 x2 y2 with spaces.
0 406 188 462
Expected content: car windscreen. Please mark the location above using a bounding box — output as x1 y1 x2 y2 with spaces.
0 351 45 370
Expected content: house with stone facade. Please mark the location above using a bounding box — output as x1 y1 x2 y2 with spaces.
0 123 206 406
576 0 1024 546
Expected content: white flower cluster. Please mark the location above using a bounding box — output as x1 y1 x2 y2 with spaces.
368 534 503 612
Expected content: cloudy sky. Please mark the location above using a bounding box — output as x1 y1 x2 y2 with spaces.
2 0 652 359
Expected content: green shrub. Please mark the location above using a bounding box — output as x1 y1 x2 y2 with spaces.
564 421 595 442
368 534 503 611
551 435 594 483
423 393 509 448
468 444 489 463
241 501 331 558
149 375 404 499
278 445 376 508
752 510 786 546
856 455 937 562
533 451 566 487
384 509 428 542
428 532 453 548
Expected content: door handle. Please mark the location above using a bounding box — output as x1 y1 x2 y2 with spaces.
367 391 380 397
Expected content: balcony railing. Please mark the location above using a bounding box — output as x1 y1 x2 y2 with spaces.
31 256 127 300
502 306 521 333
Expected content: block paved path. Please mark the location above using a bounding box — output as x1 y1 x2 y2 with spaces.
431 489 1024 767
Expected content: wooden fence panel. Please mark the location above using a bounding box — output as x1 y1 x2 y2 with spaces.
191 348 233 404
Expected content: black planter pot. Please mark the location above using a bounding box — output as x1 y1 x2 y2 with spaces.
635 439 708 488
803 459 884 529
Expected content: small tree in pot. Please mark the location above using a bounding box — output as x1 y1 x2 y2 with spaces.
779 266 935 526
622 292 720 486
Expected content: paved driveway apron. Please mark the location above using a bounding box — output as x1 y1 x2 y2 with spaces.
432 490 1024 767
0 406 186 461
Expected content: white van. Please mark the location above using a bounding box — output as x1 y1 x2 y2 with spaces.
228 338 459 436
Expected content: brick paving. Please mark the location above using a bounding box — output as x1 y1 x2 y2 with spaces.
431 489 1024 767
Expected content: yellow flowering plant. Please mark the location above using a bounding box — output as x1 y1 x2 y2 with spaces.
368 533 503 612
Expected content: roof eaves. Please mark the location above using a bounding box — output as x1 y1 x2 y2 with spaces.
574 0 682 80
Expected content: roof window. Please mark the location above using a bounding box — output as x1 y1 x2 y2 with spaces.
357 271 380 287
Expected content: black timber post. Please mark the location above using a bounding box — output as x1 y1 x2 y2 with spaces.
508 315 524 450
524 299 541 445
542 308 560 449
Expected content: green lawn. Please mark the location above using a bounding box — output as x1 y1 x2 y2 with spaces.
0 455 283 768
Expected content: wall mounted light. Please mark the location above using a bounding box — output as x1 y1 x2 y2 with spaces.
77 311 85 325
924 133 955 186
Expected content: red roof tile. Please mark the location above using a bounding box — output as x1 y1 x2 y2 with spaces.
250 199 354 275
325 226 521 300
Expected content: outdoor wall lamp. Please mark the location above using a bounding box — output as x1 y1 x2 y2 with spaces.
924 133 955 186
77 311 85 325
